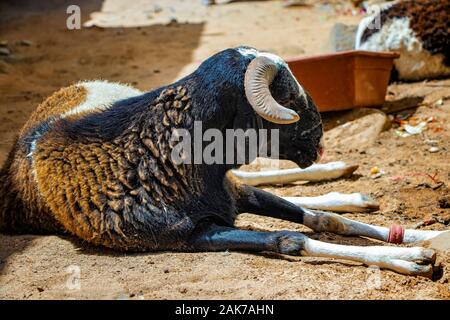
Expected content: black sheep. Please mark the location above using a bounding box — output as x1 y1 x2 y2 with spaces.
0 47 445 276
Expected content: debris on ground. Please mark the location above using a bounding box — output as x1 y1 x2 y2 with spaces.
393 115 440 137
369 166 384 179
395 121 427 137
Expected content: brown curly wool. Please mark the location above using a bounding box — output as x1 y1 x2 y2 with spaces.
361 0 450 65
0 82 201 251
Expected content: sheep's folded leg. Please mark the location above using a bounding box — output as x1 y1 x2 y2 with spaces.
282 192 379 212
189 224 435 276
235 185 446 244
230 161 358 186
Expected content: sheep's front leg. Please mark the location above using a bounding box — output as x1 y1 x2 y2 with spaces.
231 161 358 186
189 225 435 276
235 185 446 244
302 208 445 244
189 225 307 255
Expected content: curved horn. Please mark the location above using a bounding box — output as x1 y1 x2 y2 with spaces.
244 56 300 124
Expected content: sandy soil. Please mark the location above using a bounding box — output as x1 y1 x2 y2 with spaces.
0 0 449 300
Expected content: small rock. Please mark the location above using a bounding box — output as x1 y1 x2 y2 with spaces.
179 288 188 294
415 182 431 189
37 287 44 293
163 268 170 273
369 166 384 179
373 190 384 198
167 17 178 26
432 182 443 190
428 146 440 153
438 196 450 209
0 40 8 46
370 167 380 175
19 40 33 46
0 47 11 56
424 139 438 146
422 231 450 251
154 4 163 13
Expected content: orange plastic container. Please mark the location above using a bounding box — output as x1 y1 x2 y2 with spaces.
286 50 399 112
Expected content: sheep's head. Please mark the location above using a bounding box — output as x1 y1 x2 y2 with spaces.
191 46 323 168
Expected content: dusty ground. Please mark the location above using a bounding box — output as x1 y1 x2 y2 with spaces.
0 0 449 300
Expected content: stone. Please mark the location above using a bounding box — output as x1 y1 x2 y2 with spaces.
18 40 33 46
328 23 358 52
438 196 450 209
428 146 440 153
381 95 424 114
0 47 11 56
422 231 450 252
324 108 390 152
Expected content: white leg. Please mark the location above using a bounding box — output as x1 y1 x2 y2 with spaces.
283 192 379 212
302 208 447 244
301 238 436 277
231 161 358 186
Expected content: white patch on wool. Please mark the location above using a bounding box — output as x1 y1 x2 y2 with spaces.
236 47 306 98
28 80 142 184
357 17 450 80
26 125 52 180
27 140 38 178
61 80 143 118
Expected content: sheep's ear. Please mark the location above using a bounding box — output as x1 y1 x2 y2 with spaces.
244 56 300 125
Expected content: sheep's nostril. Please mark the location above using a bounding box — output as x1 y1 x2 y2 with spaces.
317 145 325 161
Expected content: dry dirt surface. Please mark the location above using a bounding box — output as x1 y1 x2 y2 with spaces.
0 0 449 300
